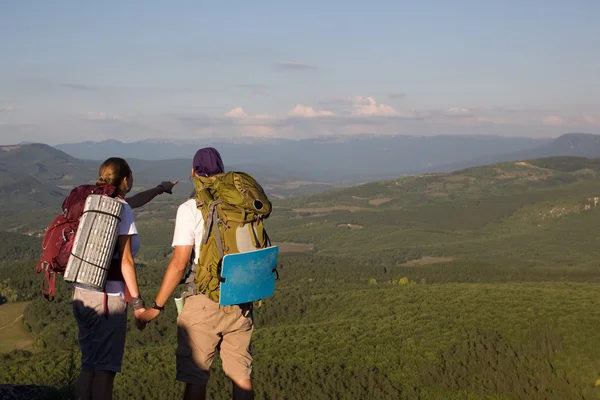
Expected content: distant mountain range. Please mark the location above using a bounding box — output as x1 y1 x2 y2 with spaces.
55 134 556 183
53 133 600 183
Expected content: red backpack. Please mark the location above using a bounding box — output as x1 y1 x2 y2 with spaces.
36 184 118 301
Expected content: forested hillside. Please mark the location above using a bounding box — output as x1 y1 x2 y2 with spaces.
1 156 600 399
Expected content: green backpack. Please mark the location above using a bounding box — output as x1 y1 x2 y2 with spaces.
192 171 272 302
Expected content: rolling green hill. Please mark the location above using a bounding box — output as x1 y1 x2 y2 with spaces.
267 156 600 267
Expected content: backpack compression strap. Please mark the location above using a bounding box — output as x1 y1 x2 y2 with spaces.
42 270 56 302
200 200 226 283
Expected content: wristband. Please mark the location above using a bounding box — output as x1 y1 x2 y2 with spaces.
131 296 145 311
152 301 165 311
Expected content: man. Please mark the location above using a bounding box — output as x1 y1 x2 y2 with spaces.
140 147 255 400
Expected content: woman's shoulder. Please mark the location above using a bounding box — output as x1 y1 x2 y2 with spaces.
116 197 133 209
116 197 135 219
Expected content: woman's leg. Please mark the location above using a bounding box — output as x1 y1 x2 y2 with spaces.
75 371 94 400
73 288 127 400
183 383 207 400
92 370 117 400
73 288 99 400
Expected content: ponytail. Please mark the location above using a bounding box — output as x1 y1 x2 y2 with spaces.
97 158 131 187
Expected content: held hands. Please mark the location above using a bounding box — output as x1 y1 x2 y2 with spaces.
139 307 161 323
133 308 147 331
158 180 179 194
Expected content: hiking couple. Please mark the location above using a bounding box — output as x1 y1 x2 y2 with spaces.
73 147 258 400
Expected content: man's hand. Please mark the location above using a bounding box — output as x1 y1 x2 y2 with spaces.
140 307 161 323
133 308 147 330
159 180 179 194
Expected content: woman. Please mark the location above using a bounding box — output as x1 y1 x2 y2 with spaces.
72 157 174 400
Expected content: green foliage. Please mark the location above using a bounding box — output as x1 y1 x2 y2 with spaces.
0 259 46 303
0 231 41 261
421 327 579 399
4 156 600 398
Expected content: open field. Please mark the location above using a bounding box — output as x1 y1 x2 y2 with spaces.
274 242 314 253
0 301 33 353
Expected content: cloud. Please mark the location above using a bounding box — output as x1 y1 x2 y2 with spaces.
582 114 600 126
60 83 99 91
287 105 333 117
37 95 589 143
81 112 124 122
542 115 565 126
224 107 249 117
352 96 401 117
316 96 425 119
277 61 314 71
174 95 438 139
0 106 15 112
444 107 473 118
224 107 275 121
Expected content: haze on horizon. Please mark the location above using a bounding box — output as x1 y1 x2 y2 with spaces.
1 1 599 145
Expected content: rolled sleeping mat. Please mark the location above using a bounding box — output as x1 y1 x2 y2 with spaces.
63 194 124 291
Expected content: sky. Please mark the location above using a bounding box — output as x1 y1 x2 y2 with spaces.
1 0 599 144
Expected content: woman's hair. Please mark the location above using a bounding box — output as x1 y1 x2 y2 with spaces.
96 157 132 187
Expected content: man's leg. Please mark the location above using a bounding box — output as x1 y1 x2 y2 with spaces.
231 378 253 400
176 295 220 400
220 306 254 400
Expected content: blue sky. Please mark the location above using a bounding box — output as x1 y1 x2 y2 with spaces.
1 1 599 144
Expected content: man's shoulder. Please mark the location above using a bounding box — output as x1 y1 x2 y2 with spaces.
177 198 202 220
178 198 197 211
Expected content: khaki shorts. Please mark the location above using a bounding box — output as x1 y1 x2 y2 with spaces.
176 294 254 384
73 287 128 373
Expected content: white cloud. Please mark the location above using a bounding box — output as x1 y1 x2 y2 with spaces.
178 97 539 139
583 114 600 126
224 107 248 117
352 96 399 117
81 112 124 122
224 107 275 122
36 97 592 142
444 107 473 118
287 104 333 117
0 106 15 112
542 115 565 126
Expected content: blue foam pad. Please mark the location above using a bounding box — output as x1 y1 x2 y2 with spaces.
219 246 279 306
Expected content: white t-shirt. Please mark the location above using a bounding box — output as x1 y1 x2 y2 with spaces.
172 198 205 264
113 199 140 259
104 199 140 295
